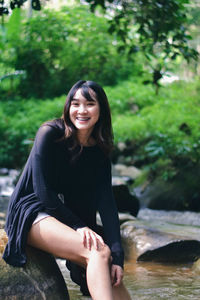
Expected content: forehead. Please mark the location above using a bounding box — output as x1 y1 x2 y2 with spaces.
73 88 97 101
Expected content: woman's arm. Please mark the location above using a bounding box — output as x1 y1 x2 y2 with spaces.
32 124 86 229
97 157 124 268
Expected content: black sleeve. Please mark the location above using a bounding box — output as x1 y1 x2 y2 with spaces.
32 124 86 229
97 157 124 268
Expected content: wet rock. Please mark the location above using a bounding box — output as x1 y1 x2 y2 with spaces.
113 184 140 217
121 218 200 263
0 229 69 300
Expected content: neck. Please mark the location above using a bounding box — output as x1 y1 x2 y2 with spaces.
77 130 94 146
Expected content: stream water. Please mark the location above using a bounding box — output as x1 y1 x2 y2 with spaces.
57 258 200 300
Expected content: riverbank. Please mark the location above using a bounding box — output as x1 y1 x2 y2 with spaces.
1 171 200 299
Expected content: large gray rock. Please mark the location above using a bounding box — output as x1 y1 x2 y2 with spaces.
120 217 200 263
0 229 69 300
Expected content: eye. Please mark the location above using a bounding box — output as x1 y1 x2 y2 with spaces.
71 102 79 107
87 102 95 106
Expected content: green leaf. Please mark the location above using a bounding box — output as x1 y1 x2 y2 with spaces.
7 8 21 42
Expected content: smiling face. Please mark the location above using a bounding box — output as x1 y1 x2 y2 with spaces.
69 88 100 138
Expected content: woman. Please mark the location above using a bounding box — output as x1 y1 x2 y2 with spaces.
3 80 131 300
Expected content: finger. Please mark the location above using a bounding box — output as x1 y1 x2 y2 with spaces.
90 232 98 250
78 229 86 247
83 232 87 248
77 228 86 246
95 234 105 250
85 231 91 250
111 267 116 285
88 230 104 249
113 270 123 287
96 235 105 246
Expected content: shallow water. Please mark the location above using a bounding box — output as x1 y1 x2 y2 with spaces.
57 259 200 300
124 261 200 300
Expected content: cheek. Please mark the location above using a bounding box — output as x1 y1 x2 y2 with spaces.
95 106 100 119
69 107 74 120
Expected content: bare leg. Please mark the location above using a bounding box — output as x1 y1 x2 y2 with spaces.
27 217 113 300
113 282 132 300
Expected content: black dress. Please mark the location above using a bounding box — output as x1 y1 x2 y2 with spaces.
3 118 124 269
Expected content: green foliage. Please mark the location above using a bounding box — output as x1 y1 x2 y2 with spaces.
86 0 199 91
111 78 200 178
0 5 134 98
1 78 200 175
0 96 65 167
7 8 21 41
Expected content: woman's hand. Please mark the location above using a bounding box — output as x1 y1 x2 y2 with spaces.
77 227 105 250
111 264 124 287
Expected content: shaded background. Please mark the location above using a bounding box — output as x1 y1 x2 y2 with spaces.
0 0 200 210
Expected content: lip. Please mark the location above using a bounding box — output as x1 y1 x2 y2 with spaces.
76 117 90 121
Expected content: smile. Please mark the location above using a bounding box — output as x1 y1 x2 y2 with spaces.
76 117 90 121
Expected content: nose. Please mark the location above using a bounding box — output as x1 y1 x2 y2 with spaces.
79 104 87 114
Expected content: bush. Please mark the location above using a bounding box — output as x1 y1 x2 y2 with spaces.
0 96 65 168
1 78 200 175
110 78 200 177
0 5 136 99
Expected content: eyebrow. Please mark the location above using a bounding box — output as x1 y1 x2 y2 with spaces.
72 98 96 102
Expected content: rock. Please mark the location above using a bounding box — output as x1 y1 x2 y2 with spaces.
0 196 9 229
0 169 9 176
0 229 69 300
112 184 140 217
112 176 133 186
192 258 200 274
120 218 200 263
117 142 126 152
138 240 200 263
118 213 136 225
136 165 200 212
0 169 19 197
112 164 142 180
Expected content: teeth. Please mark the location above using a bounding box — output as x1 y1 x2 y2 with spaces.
77 117 90 121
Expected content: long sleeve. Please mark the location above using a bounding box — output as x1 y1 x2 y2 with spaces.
32 124 86 229
97 158 124 268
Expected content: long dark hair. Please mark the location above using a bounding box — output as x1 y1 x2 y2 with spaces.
62 80 113 157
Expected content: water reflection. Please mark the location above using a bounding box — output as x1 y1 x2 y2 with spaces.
124 260 200 299
57 259 200 300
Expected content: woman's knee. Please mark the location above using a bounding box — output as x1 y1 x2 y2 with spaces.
101 244 112 261
88 244 111 264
